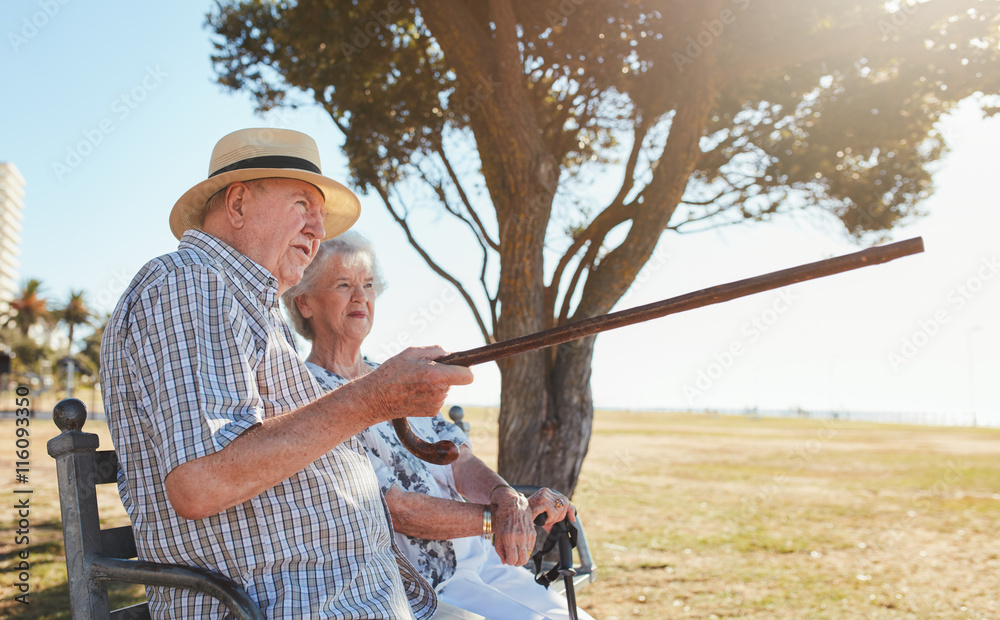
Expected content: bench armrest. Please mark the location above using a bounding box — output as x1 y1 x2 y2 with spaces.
91 557 264 620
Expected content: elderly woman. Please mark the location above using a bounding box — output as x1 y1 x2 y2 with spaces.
283 232 594 620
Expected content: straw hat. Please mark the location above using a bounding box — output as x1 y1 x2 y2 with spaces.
169 128 361 240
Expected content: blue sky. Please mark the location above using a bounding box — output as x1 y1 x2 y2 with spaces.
2 1 998 422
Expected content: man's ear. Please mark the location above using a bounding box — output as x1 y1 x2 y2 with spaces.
224 182 249 231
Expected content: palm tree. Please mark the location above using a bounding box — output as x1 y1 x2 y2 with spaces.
51 290 95 399
54 289 94 354
3 279 49 337
5 328 51 375
77 312 108 375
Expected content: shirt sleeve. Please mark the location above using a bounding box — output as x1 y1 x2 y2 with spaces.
125 264 265 478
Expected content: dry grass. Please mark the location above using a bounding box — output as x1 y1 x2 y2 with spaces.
3 407 999 619
466 408 1000 619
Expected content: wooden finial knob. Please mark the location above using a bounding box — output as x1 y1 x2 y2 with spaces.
53 398 88 432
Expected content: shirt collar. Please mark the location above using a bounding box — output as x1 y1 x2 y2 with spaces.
179 229 281 308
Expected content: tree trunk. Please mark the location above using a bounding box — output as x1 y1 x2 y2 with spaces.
416 0 578 492
494 24 719 495
419 0 721 497
497 336 595 497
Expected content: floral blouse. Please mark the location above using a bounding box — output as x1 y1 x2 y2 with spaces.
306 361 472 589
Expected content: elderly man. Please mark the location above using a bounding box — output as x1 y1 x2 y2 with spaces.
100 128 475 619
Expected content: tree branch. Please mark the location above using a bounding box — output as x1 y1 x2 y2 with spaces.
545 200 636 321
371 181 494 344
557 240 600 326
414 160 500 333
433 139 500 250
544 112 648 317
574 0 723 321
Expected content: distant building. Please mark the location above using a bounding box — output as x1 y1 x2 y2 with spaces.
0 162 26 312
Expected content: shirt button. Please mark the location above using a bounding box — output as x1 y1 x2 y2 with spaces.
267 278 278 288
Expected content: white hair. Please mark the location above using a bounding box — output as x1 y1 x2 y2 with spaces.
281 231 387 340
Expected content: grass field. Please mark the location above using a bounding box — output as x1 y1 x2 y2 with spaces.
2 407 998 619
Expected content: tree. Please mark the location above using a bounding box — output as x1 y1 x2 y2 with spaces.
208 0 1000 494
51 290 95 398
1 280 55 384
3 279 49 337
77 312 108 377
0 326 52 376
53 289 94 355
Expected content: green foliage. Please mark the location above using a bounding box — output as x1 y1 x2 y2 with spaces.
208 1 999 241
3 279 49 337
1 279 54 376
0 283 101 380
76 313 108 376
691 0 1000 236
209 0 452 190
51 289 94 355
0 326 52 375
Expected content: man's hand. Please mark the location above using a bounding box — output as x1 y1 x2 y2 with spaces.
355 346 474 425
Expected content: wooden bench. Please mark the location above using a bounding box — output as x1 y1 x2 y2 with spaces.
47 399 592 618
47 398 263 620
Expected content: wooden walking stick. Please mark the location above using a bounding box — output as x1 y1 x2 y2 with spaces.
393 237 925 465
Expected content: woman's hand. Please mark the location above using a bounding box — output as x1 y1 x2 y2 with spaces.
527 487 576 532
490 487 535 566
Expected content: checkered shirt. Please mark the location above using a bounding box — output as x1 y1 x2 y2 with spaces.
100 230 437 619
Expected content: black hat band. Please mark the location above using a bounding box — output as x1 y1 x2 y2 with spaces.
210 155 321 178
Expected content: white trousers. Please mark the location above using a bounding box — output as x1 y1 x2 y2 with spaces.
434 536 595 620
430 600 488 619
